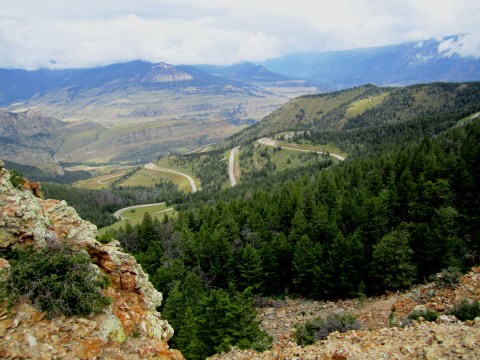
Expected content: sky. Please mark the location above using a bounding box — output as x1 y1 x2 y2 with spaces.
1 0 479 69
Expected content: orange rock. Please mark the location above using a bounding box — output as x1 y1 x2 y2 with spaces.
331 347 348 360
23 181 43 198
102 259 117 272
120 272 137 291
71 338 105 359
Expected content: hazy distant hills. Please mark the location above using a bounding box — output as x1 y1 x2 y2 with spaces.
0 60 315 107
261 35 480 89
197 62 293 83
0 61 319 164
0 109 101 164
0 61 226 106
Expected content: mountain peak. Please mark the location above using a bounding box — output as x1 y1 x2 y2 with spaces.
141 62 194 83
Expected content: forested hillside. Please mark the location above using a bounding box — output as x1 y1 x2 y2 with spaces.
6 81 478 359
106 116 479 358
229 82 480 154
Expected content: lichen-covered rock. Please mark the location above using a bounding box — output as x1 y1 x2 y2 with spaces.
0 161 181 359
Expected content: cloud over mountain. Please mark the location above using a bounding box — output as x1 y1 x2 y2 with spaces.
1 0 479 69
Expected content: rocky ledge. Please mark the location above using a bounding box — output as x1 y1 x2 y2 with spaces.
210 267 480 359
0 160 183 359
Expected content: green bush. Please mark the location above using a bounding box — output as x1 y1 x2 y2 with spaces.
431 267 462 288
450 300 480 321
9 169 26 189
293 312 362 346
407 309 439 322
0 243 111 317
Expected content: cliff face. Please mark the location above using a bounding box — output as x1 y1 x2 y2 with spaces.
0 159 183 359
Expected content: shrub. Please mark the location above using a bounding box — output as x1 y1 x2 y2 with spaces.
407 309 439 322
431 267 462 288
293 312 362 346
0 243 111 317
450 300 480 321
9 169 26 189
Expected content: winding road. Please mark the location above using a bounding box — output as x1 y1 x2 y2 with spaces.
229 146 240 187
258 138 345 161
109 140 342 226
97 173 124 184
144 162 197 193
113 202 173 220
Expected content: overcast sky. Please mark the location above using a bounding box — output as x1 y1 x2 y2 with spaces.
1 0 479 69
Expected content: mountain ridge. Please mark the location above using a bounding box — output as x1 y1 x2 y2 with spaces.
261 34 480 89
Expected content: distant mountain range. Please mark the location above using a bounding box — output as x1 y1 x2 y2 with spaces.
1 34 479 165
261 34 480 89
0 61 318 164
0 60 314 107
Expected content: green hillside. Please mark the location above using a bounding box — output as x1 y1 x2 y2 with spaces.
229 82 480 152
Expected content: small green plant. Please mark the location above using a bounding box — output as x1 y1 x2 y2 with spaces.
9 169 26 189
293 312 362 346
410 288 421 302
96 231 115 244
449 300 480 321
407 309 439 322
356 282 367 308
0 243 111 318
130 325 142 338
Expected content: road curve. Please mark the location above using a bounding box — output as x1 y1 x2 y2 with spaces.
258 138 345 161
229 146 240 187
114 202 167 220
144 163 197 193
97 173 124 184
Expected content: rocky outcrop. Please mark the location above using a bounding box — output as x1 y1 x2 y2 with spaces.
141 63 194 83
0 160 183 359
210 267 480 359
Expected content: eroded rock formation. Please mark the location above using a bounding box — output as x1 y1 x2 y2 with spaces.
0 159 183 359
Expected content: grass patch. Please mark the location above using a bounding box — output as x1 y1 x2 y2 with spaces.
74 172 126 190
454 111 480 128
407 309 439 322
118 203 169 220
98 209 176 235
118 168 170 188
239 144 333 182
345 93 388 118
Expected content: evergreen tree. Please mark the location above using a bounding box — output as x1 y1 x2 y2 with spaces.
372 226 417 291
293 235 321 296
238 244 264 291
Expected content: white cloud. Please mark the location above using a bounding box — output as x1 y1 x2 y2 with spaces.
0 0 479 69
438 33 480 58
